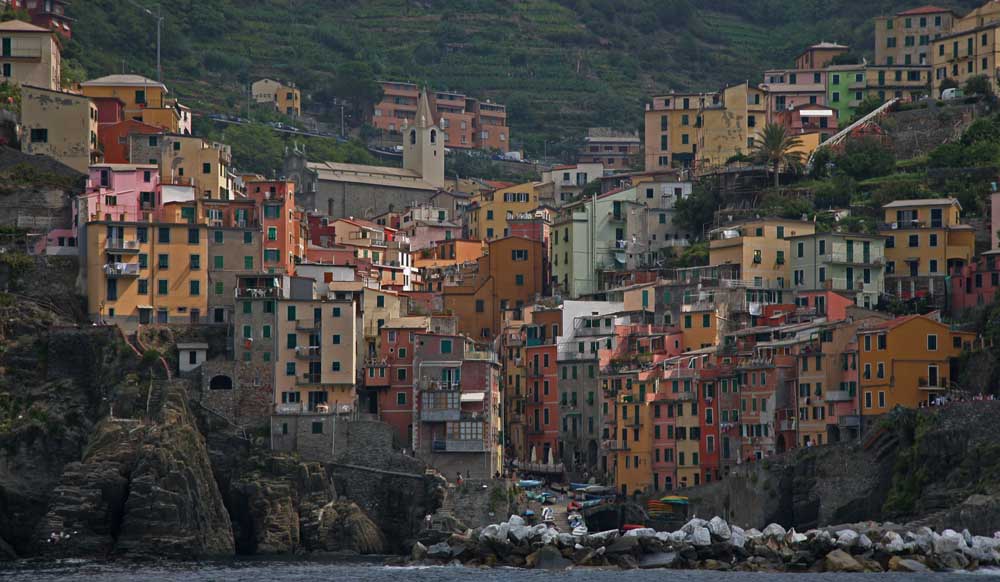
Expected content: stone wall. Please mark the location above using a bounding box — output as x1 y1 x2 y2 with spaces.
447 478 512 529
270 413 338 462
886 102 983 161
198 359 273 431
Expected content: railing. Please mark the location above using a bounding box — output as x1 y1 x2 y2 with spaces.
235 287 279 298
778 419 797 432
432 439 487 453
465 349 498 364
603 440 630 451
295 346 321 359
825 390 854 402
838 415 861 428
296 373 322 385
296 319 321 331
104 263 140 277
918 376 949 390
106 239 140 252
827 253 885 265
421 408 461 422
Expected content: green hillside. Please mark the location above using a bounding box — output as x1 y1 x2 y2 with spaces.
65 0 983 156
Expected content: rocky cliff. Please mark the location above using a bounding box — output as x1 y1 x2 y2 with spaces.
684 403 1000 535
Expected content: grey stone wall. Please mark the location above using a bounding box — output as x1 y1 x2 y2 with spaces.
199 360 273 431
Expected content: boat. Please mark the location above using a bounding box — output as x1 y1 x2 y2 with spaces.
582 485 613 494
572 525 589 536
523 509 535 517
579 499 603 508
567 501 582 511
622 524 645 532
570 482 591 491
517 479 543 489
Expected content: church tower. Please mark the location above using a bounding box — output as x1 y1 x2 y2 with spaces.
402 89 445 189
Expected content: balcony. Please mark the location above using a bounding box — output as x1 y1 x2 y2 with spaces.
295 346 321 360
106 239 140 252
603 440 630 451
104 263 139 278
918 376 949 390
431 439 487 453
465 349 499 364
825 390 854 402
778 419 797 432
235 287 278 299
296 319 321 331
838 415 861 428
827 253 885 266
296 373 322 386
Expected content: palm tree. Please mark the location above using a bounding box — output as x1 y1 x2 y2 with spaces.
752 123 804 188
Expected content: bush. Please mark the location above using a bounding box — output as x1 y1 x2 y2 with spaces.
141 349 161 367
834 137 895 181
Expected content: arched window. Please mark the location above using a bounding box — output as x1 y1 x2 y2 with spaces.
430 129 437 144
209 375 233 390
410 130 417 145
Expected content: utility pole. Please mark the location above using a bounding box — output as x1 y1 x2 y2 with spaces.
126 0 163 81
340 103 345 138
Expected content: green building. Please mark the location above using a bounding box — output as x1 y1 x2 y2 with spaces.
826 65 867 125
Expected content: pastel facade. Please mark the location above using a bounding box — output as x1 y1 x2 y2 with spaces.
709 219 817 290
245 180 301 275
876 6 955 66
80 75 186 134
578 128 639 172
0 19 60 90
160 135 234 199
20 85 99 172
251 78 301 116
788 233 887 309
467 181 543 241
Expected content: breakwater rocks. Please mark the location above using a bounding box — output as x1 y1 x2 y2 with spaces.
408 515 1000 572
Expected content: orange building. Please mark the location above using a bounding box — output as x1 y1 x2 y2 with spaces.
442 236 546 340
857 314 975 417
245 180 302 275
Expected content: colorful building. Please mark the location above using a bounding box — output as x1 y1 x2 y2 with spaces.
876 6 956 66
80 75 187 134
578 128 639 172
466 181 544 241
788 232 887 309
251 78 301 116
709 219 817 290
950 251 1000 316
879 198 975 300
20 85 99 173
857 314 974 418
0 19 61 90
245 179 302 275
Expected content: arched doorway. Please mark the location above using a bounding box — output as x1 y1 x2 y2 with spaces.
209 375 233 390
776 434 787 454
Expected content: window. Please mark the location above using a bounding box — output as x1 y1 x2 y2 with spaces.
190 254 201 270
515 274 525 286
908 234 919 247
244 256 254 270
202 163 212 174
927 334 938 351
157 280 168 295
30 128 48 143
158 227 171 243
441 339 453 354
138 279 148 295
475 299 484 313
190 280 200 296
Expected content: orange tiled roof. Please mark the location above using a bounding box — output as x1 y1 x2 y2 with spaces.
897 6 952 16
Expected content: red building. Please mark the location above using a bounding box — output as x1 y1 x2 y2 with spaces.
950 251 1000 316
98 118 162 164
4 0 72 38
524 308 561 465
245 180 302 275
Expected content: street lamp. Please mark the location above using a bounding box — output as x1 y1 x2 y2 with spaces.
125 0 164 82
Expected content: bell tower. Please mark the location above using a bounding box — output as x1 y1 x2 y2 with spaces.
402 88 444 189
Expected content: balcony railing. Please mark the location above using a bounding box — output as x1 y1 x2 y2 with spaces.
431 439 487 453
825 390 853 402
778 419 797 432
104 263 140 278
838 415 861 428
295 346 321 359
296 373 322 385
106 239 140 252
918 376 949 390
296 319 321 331
603 440 630 451
235 287 279 298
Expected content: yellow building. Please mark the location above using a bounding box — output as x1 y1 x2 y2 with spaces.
20 85 99 172
161 135 234 199
467 181 542 241
709 219 816 289
251 78 301 116
274 295 358 412
866 66 931 102
680 307 717 352
874 7 956 66
879 198 975 298
644 82 766 172
929 2 1000 97
85 202 209 326
0 20 61 90
363 287 407 358
858 314 974 416
80 74 184 133
672 382 701 489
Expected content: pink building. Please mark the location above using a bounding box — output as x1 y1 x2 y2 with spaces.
772 103 838 141
762 69 829 121
399 205 462 251
950 251 1000 316
75 164 161 235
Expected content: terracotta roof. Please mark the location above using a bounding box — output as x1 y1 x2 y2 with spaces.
863 314 923 331
882 198 959 208
897 5 953 16
483 180 515 189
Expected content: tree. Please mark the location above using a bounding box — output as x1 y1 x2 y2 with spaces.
751 123 803 188
834 137 895 181
849 95 885 123
963 74 991 96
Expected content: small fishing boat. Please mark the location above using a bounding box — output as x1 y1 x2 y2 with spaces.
517 479 543 489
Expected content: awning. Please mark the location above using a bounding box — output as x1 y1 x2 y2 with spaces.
137 305 153 310
799 109 834 117
460 392 485 403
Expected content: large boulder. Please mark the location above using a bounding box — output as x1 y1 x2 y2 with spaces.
708 517 732 541
762 523 786 540
835 529 859 550
933 529 966 555
682 518 708 534
605 535 640 555
527 544 571 570
410 541 427 561
888 556 930 572
427 542 452 560
638 551 677 569
624 528 656 538
509 525 534 545
824 549 864 572
882 531 906 553
691 526 712 547
730 526 747 549
507 515 525 527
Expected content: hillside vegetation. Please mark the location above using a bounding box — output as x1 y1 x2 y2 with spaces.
66 0 984 154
